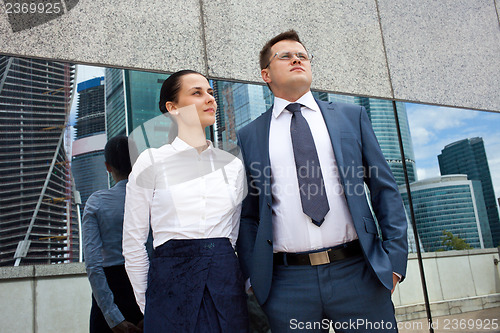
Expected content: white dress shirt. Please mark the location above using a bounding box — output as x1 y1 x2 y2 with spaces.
269 91 358 253
122 137 245 312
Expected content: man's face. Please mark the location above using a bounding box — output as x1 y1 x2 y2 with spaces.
262 40 312 99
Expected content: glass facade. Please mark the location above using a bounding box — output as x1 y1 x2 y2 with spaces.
1 55 499 331
72 77 107 208
313 93 416 186
213 80 272 147
105 68 126 139
72 152 107 207
105 68 170 142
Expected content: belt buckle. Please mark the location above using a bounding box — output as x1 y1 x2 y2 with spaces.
309 250 330 266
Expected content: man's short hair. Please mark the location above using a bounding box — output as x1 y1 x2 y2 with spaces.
104 135 132 177
259 30 304 70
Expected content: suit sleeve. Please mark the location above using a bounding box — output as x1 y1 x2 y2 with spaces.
235 130 260 281
359 106 408 280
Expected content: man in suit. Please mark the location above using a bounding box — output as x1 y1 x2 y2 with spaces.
236 30 408 333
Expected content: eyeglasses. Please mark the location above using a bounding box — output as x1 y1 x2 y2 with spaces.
265 51 313 68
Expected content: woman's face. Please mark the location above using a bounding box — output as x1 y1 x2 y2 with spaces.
169 73 216 129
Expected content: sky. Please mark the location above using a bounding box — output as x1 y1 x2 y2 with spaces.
406 103 500 200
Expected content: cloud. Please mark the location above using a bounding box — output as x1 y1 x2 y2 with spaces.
407 103 500 202
407 104 477 131
415 165 440 182
410 126 434 146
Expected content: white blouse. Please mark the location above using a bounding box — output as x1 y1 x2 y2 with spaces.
122 137 245 312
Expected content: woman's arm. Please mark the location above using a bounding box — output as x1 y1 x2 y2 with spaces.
122 153 155 313
229 158 246 247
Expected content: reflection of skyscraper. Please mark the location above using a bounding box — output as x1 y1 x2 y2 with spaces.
105 68 127 138
399 175 493 251
438 137 500 246
213 81 272 147
72 77 107 208
105 68 170 141
0 56 79 266
313 93 416 186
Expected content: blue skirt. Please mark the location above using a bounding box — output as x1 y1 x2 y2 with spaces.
144 238 249 333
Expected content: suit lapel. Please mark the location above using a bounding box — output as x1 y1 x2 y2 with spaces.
256 107 272 170
254 107 273 196
317 100 345 181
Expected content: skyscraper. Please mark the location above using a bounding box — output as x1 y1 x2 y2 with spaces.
438 137 500 246
105 68 127 139
105 68 170 142
399 175 493 251
313 93 416 186
72 76 107 208
213 81 272 147
0 56 79 266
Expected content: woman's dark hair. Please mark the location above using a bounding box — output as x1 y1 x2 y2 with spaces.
104 135 132 177
158 69 204 114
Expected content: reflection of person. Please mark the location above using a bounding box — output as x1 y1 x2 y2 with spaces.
236 30 408 332
83 136 143 333
123 70 248 332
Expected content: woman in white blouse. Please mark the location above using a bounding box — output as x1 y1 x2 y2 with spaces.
122 70 248 332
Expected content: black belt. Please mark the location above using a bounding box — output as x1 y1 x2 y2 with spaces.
273 240 362 266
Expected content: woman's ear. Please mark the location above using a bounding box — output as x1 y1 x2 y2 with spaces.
166 101 179 115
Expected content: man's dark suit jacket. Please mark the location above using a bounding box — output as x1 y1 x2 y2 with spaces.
236 99 408 305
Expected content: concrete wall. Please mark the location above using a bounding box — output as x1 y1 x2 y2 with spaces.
1 0 499 112
393 248 500 321
0 249 499 331
0 263 91 333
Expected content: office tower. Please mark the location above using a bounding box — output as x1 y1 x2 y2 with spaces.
104 69 172 186
399 175 493 251
105 68 127 139
72 77 107 208
313 93 416 186
0 56 78 266
438 138 500 246
213 81 272 147
105 68 170 140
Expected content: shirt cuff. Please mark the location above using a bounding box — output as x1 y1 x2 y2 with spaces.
245 278 252 293
104 307 126 329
